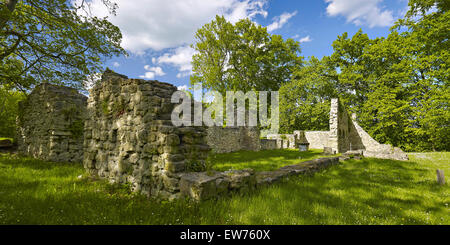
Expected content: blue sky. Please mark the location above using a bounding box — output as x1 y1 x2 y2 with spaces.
86 0 410 90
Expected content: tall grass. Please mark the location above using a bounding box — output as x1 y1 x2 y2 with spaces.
0 152 448 224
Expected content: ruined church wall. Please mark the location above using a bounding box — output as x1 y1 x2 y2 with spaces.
327 98 351 153
294 131 329 149
206 126 260 153
351 117 408 160
17 83 87 162
83 70 210 200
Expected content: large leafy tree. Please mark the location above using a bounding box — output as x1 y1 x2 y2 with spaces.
279 56 337 133
395 0 449 151
0 0 126 91
280 0 449 151
191 15 302 93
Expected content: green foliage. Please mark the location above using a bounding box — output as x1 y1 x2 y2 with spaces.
185 152 206 172
0 86 25 137
191 15 302 94
279 57 336 133
67 119 84 139
0 152 448 224
0 0 126 91
101 99 109 116
282 0 449 151
61 104 84 139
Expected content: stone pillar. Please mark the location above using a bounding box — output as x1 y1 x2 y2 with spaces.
327 98 339 153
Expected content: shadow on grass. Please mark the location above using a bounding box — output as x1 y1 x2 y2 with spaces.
1 153 448 225
0 153 82 171
211 149 326 171
237 158 448 225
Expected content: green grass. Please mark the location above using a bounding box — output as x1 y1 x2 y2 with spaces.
210 149 331 171
0 137 13 143
0 152 449 225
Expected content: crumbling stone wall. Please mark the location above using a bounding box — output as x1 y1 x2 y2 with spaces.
260 139 277 150
295 131 329 150
83 70 210 200
350 114 408 160
327 98 351 153
17 83 87 162
206 126 260 153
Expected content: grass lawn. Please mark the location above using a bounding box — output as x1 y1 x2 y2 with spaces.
0 137 13 143
210 149 332 171
0 151 448 225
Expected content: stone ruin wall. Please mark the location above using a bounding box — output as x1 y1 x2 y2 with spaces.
267 98 408 160
16 83 87 162
327 98 364 153
83 70 210 199
206 126 261 153
266 134 296 149
350 114 408 160
294 131 329 150
260 139 277 150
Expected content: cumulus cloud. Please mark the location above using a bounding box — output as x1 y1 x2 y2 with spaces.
177 85 188 91
325 0 395 27
266 11 297 32
78 0 268 54
155 45 197 78
112 62 120 67
299 35 312 43
139 66 165 79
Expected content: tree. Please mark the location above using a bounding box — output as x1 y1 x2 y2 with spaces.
327 29 379 113
279 56 337 133
394 0 450 151
0 0 126 91
191 15 302 94
0 85 24 137
279 0 449 151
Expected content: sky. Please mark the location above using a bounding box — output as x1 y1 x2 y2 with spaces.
83 0 410 91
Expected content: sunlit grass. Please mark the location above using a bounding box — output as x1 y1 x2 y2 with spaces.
0 152 448 224
211 149 330 171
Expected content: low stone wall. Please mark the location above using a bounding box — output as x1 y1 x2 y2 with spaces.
17 83 87 162
266 134 296 149
83 70 210 200
206 126 260 153
180 157 340 201
260 139 277 150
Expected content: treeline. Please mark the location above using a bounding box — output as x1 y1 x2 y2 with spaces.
280 0 449 151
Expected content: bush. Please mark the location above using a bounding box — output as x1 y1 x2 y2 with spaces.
0 87 25 138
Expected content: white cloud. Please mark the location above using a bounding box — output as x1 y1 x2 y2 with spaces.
325 0 395 28
78 0 268 54
112 62 120 67
176 71 192 78
266 11 297 32
139 65 165 79
177 85 188 91
299 35 312 43
156 45 197 77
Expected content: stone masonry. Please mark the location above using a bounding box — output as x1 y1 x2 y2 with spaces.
83 70 210 200
267 98 408 160
16 83 87 162
206 126 260 153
